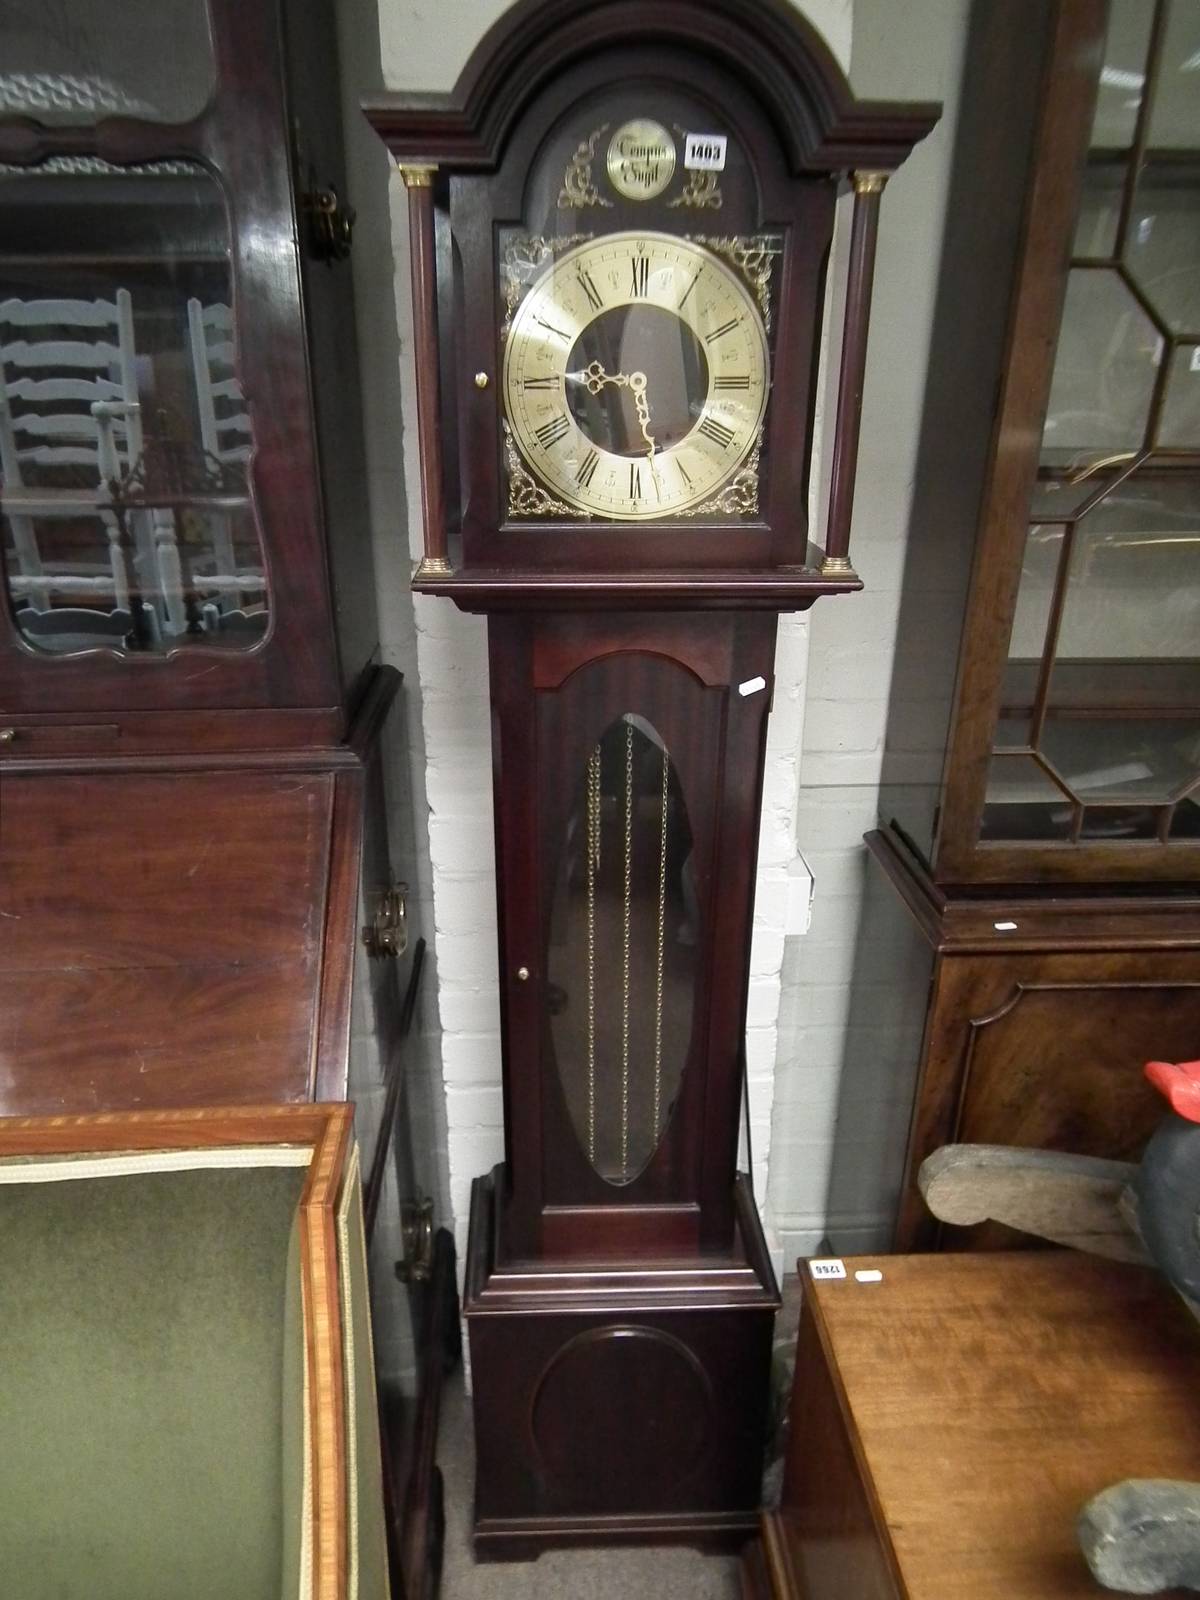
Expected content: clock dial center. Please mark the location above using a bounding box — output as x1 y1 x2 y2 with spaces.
565 304 709 458
502 231 770 519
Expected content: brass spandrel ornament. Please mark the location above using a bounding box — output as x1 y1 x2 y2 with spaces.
557 125 614 210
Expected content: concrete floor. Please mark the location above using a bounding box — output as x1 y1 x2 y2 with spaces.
437 1273 804 1597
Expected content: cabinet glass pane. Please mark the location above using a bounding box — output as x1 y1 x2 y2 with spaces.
1159 344 1200 447
548 715 697 1187
1089 0 1153 150
1073 164 1123 260
1041 269 1161 467
987 476 1200 844
1041 719 1199 804
981 5 1200 855
0 0 214 124
1149 0 1200 150
981 754 1074 842
1170 793 1200 839
1049 478 1200 668
1124 168 1200 337
0 161 269 655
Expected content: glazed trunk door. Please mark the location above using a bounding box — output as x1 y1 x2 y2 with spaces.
537 653 722 1221
490 614 776 1260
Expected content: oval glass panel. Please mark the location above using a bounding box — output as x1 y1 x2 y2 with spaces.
548 714 699 1187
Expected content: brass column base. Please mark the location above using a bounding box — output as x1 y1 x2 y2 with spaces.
413 556 453 580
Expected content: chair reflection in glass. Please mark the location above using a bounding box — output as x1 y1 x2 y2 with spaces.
187 297 266 638
0 287 184 649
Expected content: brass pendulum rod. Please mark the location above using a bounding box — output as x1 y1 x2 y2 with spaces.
586 744 601 1166
622 722 633 1180
654 746 668 1138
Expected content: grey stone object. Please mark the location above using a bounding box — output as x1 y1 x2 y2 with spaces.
918 1143 1148 1261
1079 1480 1200 1594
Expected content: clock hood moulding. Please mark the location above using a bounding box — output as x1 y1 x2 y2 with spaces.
363 0 940 177
367 0 941 607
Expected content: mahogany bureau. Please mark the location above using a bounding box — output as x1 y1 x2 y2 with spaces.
747 1253 1200 1600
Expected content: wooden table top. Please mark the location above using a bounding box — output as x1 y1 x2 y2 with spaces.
808 1252 1200 1600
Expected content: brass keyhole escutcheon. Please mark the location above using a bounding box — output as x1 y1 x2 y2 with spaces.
301 183 355 262
363 883 408 960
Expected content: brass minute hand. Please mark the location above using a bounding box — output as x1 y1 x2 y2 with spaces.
628 371 656 460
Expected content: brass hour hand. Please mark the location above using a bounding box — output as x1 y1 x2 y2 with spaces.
570 363 656 456
575 360 631 395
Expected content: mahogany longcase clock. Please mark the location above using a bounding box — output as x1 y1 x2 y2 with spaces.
368 0 936 1556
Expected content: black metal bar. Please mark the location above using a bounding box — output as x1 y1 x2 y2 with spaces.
365 936 427 1247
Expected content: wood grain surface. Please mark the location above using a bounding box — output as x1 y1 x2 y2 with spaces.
0 771 333 1111
796 1253 1200 1599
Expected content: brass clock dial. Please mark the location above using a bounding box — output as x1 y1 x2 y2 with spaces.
502 232 769 520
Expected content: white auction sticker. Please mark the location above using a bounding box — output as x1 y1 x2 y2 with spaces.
809 1258 847 1280
684 133 727 172
855 1269 884 1283
738 675 766 697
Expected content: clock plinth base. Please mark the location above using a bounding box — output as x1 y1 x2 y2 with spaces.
464 1167 780 1559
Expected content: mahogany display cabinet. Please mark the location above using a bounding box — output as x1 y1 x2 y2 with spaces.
0 4 451 1592
849 0 1200 1252
0 0 397 1108
368 0 938 1555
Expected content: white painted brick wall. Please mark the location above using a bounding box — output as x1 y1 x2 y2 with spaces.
765 0 969 1271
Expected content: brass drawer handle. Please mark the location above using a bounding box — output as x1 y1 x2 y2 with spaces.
0 728 16 744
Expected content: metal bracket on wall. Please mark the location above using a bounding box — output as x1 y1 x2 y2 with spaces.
363 883 408 960
395 1198 435 1283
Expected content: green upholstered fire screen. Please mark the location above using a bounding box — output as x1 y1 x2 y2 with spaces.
0 1153 310 1600
338 1147 390 1600
0 1113 390 1600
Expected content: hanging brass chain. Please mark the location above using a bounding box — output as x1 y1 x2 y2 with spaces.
591 742 602 872
654 745 668 1136
622 721 633 1179
586 743 600 1165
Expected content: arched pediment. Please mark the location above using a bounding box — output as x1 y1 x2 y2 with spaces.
365 0 939 176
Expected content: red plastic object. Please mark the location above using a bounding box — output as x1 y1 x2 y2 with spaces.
1145 1059 1200 1124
